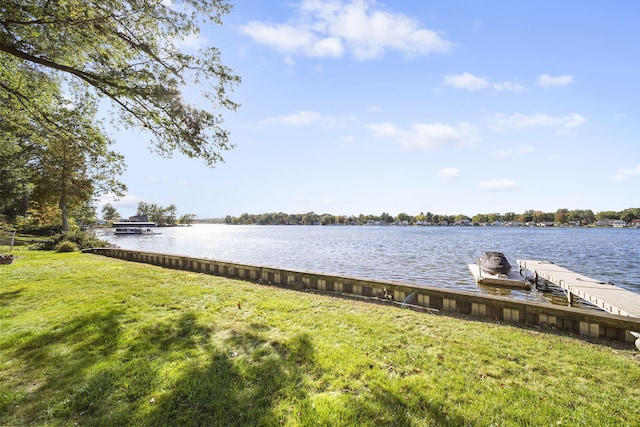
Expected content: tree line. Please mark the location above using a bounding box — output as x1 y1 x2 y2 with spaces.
224 208 640 226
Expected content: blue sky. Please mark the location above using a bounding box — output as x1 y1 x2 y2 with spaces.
102 0 640 219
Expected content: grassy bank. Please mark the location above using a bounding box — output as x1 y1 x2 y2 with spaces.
1 249 639 426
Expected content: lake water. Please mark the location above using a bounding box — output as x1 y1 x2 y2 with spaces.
96 224 640 308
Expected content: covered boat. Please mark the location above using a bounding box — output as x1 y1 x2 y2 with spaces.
112 221 159 235
468 252 531 290
478 251 511 275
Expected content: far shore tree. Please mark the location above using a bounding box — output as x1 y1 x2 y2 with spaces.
136 202 178 226
101 204 121 222
179 214 197 225
223 208 640 226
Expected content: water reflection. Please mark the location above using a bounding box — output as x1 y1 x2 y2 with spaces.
97 225 640 308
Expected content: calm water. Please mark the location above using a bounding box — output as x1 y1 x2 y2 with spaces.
97 225 640 307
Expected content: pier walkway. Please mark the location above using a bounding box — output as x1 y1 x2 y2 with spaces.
517 259 640 318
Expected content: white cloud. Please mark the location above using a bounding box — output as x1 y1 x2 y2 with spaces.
439 168 460 179
240 22 327 55
477 179 519 191
443 72 525 92
311 37 344 57
259 110 357 129
490 145 534 159
486 113 586 133
240 0 453 60
537 73 574 88
492 81 526 92
562 113 586 128
367 121 481 150
612 164 640 181
443 72 489 91
260 110 323 126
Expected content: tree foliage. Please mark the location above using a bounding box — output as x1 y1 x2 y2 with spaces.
179 213 196 224
101 203 120 221
0 0 240 166
0 131 37 219
29 96 127 231
0 76 47 220
1 1 239 231
1 80 126 229
225 208 640 226
136 201 178 226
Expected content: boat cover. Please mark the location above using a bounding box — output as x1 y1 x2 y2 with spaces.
478 251 512 275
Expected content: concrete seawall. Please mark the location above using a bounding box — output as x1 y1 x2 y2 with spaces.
84 248 640 346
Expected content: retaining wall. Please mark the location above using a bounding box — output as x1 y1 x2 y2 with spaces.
85 248 640 346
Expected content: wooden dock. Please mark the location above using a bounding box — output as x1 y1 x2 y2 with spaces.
517 259 640 318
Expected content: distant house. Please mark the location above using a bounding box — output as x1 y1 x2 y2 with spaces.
596 219 628 227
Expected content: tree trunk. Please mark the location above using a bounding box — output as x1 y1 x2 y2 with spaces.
59 193 69 232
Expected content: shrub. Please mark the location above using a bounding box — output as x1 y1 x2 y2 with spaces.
56 241 79 253
35 231 112 251
14 212 62 235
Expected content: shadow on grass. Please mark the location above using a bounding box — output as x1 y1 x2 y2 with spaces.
0 287 25 306
2 309 314 425
3 309 124 424
144 325 316 426
356 384 470 427
3 308 467 426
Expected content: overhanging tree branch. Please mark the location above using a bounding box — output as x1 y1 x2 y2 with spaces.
0 0 240 167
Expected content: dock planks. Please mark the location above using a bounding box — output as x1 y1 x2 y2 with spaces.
517 259 640 318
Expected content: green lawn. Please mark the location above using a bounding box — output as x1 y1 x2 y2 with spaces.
1 249 639 426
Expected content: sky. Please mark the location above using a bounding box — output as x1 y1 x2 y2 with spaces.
101 0 640 219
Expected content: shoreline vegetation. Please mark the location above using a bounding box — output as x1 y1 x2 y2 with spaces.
217 208 640 227
1 247 639 426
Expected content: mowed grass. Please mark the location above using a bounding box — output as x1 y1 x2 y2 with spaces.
1 249 639 426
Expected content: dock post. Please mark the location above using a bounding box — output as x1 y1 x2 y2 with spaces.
563 281 574 305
